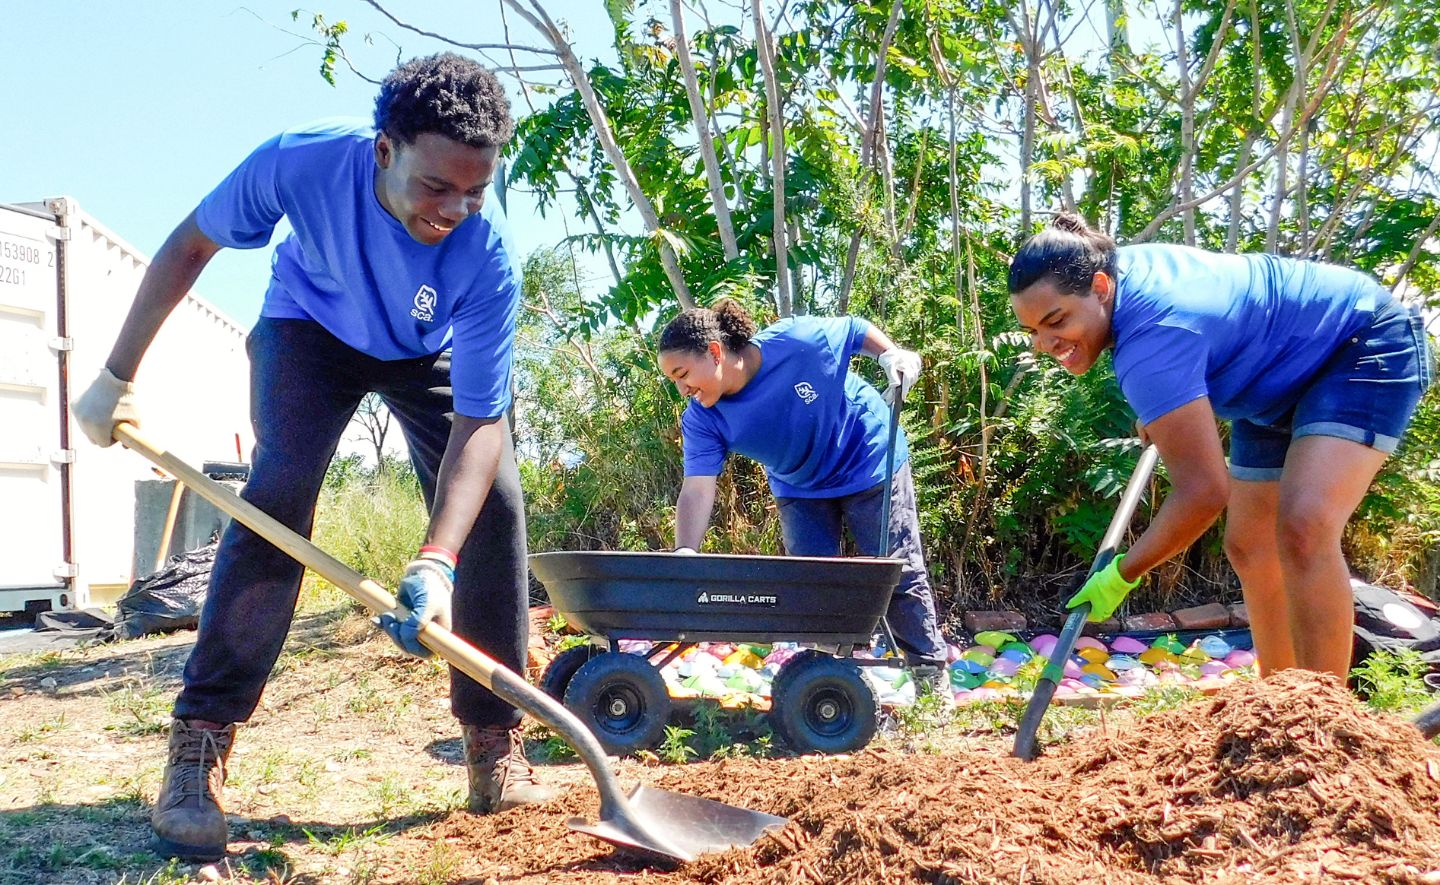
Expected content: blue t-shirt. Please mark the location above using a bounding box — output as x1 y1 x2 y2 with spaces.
1111 244 1386 426
195 118 523 418
680 316 908 499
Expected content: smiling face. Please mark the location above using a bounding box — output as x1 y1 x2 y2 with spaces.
1010 272 1116 375
660 342 729 407
374 131 497 245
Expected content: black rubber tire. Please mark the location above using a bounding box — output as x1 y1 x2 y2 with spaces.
539 644 599 700
562 652 672 755
769 653 877 755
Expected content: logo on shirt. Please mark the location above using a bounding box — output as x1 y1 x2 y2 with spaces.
411 285 438 322
794 382 819 405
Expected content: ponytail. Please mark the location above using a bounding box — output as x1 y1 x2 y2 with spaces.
659 297 758 355
1008 211 1118 296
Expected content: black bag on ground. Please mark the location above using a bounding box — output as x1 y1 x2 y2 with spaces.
1351 579 1440 670
114 541 218 640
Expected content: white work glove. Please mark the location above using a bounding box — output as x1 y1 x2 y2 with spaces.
378 557 454 657
73 368 141 447
877 348 922 406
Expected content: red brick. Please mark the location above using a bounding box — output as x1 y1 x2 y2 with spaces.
1227 603 1250 627
1171 603 1230 630
1121 611 1178 632
962 610 1027 634
1082 618 1122 637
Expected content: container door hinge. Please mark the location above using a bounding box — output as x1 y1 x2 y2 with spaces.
50 449 75 465
48 336 73 353
53 562 78 579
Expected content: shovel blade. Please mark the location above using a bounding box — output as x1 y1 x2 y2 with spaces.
567 783 787 864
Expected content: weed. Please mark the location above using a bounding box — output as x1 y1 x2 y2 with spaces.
103 681 171 736
547 612 569 634
368 775 409 819
15 713 69 743
113 860 190 885
531 733 577 762
304 824 391 856
1119 684 1202 717
658 725 698 763
555 633 590 652
418 838 460 885
894 689 954 737
1352 649 1434 714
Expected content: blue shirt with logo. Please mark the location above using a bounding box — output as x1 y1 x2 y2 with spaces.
1111 244 1386 426
194 118 522 418
680 316 908 498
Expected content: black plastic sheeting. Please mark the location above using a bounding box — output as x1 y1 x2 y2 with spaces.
112 540 217 639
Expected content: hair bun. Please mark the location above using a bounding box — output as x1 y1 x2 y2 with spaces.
1051 212 1090 235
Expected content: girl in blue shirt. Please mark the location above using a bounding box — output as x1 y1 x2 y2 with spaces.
658 299 950 680
1009 213 1432 678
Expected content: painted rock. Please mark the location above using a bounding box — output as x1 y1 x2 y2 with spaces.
951 669 984 690
1138 647 1176 665
1109 635 1148 655
1063 658 1085 679
1076 646 1110 664
970 687 1004 701
1106 655 1142 671
1081 662 1118 682
974 630 1017 649
1074 636 1108 652
1151 636 1186 655
1029 634 1060 657
947 643 966 663
952 658 988 675
999 640 1033 656
1197 636 1232 658
999 647 1033 664
961 648 996 667
724 649 765 669
1225 649 1257 668
1200 661 1229 677
988 657 1021 678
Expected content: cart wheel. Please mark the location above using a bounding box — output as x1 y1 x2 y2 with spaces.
769 654 877 755
539 644 599 700
563 652 672 755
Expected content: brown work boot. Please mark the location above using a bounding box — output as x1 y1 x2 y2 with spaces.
462 723 559 813
151 719 236 861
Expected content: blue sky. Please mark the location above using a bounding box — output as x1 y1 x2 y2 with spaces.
3 1 617 327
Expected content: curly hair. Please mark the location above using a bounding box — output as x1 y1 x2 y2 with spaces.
1008 211 1118 296
659 298 759 355
374 53 514 149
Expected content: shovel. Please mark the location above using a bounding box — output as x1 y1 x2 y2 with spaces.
113 423 786 864
1416 698 1440 741
1013 443 1159 760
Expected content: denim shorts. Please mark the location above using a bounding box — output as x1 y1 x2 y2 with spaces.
1229 299 1434 481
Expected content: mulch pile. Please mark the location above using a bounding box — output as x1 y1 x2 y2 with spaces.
434 671 1440 884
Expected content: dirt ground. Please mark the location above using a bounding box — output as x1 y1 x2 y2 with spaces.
3 602 1438 885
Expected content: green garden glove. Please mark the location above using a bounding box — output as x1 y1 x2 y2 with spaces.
1066 555 1141 623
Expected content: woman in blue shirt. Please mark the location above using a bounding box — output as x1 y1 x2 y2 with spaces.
658 299 949 683
1009 213 1432 678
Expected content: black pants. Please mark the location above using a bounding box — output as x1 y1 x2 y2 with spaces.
173 318 527 728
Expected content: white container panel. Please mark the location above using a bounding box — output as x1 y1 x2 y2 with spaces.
0 206 66 596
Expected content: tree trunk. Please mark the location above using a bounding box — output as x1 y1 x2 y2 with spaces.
752 0 791 316
670 0 739 261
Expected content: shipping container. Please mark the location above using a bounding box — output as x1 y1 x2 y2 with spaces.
0 198 252 614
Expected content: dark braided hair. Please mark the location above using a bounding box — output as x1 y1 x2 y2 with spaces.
1008 212 1118 295
658 298 758 355
374 53 514 149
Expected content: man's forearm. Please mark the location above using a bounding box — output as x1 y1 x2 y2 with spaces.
427 415 507 554
108 212 222 380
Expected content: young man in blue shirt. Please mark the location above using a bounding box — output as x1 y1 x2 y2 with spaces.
73 53 556 862
1008 213 1432 680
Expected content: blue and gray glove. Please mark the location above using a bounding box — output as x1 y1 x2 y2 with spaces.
379 555 454 657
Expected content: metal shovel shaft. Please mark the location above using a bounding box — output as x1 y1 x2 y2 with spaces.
113 424 780 862
1013 444 1159 761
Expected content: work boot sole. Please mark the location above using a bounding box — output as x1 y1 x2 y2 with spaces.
152 833 226 863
